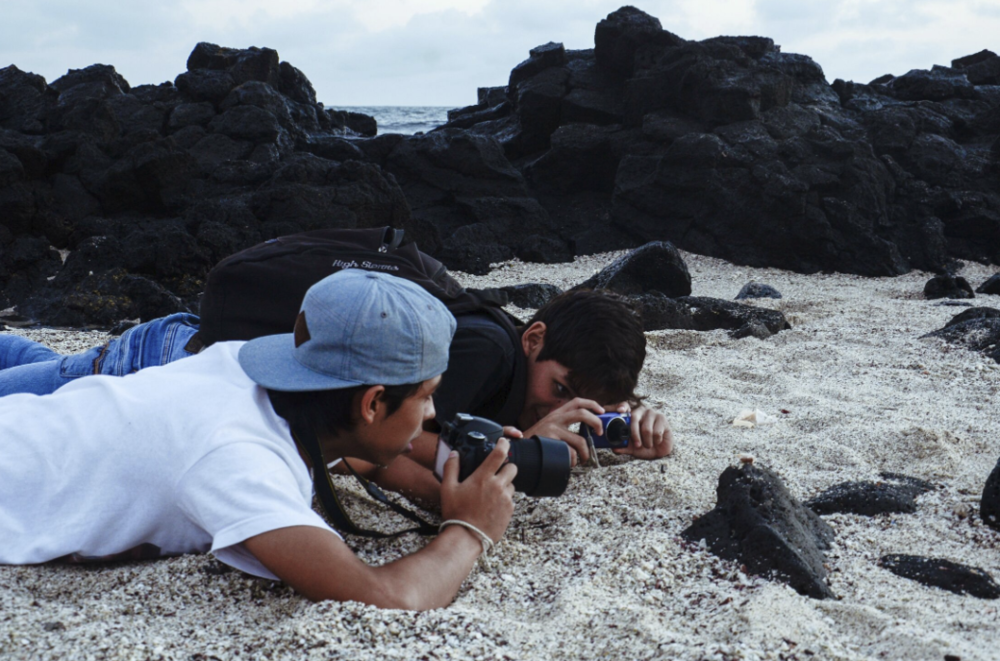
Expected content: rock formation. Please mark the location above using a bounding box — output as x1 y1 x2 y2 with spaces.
683 463 835 599
806 473 936 516
922 307 1000 363
3 5 1000 326
879 555 1000 599
442 6 1000 276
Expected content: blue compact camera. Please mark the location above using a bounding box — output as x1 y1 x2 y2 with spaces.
581 413 632 449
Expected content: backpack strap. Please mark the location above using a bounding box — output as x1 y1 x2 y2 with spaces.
291 427 438 539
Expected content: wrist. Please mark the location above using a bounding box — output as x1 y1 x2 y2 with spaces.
439 519 494 556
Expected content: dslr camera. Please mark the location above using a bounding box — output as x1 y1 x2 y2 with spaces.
433 413 572 497
580 413 632 450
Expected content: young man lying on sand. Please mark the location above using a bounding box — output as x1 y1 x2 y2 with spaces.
0 270 514 609
0 290 673 504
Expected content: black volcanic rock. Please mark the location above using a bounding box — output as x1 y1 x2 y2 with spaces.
5 6 1000 326
432 5 1000 275
924 274 975 300
807 474 936 516
500 283 563 309
977 273 1000 295
983 456 1000 531
879 555 1000 599
363 128 563 270
574 241 691 297
631 292 791 336
683 463 835 599
594 6 682 79
0 43 381 325
943 306 1000 328
922 310 1000 363
736 282 782 300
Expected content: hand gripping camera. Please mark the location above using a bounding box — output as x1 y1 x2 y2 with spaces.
580 413 632 449
433 413 572 497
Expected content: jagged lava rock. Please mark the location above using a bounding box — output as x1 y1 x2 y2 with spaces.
922 308 1000 363
807 473 936 516
977 273 1000 295
683 463 835 599
436 4 1000 275
735 282 782 300
573 241 691 297
0 42 383 325
500 283 563 309
879 555 1000 599
632 292 790 337
982 456 1000 531
924 274 975 300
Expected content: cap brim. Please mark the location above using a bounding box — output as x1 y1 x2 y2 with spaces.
238 334 362 392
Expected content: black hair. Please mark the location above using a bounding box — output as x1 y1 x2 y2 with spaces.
267 381 423 441
526 289 646 406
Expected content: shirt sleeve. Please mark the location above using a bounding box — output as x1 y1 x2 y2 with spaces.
175 442 338 579
434 314 516 426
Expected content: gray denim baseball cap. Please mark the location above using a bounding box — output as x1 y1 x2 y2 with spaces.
238 269 456 391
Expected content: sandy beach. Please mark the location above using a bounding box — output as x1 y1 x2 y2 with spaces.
2 250 999 661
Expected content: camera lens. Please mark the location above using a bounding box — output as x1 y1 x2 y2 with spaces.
508 436 572 497
604 417 631 449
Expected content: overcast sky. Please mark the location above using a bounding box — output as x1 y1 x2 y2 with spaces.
2 0 998 107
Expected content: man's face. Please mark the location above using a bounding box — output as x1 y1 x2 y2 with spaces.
518 344 576 431
358 376 441 467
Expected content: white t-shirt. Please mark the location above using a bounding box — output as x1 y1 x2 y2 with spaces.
0 342 339 579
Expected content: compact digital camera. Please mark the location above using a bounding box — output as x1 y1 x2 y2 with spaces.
433 413 572 498
580 413 632 449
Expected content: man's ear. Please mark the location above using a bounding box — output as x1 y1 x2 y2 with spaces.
521 321 546 358
357 385 386 424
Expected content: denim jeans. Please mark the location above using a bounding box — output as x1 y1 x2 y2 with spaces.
0 313 201 396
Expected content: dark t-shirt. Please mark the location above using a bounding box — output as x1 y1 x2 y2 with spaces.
434 312 525 427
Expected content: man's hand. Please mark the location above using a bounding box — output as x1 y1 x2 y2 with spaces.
440 437 517 543
613 405 673 459
521 397 605 464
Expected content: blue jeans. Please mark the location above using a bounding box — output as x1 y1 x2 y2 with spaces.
0 313 201 396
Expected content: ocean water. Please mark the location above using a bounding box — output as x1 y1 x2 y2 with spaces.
338 106 453 135
339 106 453 135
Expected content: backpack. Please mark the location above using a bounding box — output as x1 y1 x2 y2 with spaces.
195 226 524 539
198 226 512 345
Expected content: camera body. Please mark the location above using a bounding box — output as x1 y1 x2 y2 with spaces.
581 413 632 449
434 413 572 498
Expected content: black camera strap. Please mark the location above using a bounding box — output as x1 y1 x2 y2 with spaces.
291 427 438 539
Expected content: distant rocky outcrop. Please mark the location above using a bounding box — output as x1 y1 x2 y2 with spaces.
0 44 389 325
441 6 1000 276
3 5 1000 326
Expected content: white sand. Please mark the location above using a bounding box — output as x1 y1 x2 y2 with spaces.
2 251 999 661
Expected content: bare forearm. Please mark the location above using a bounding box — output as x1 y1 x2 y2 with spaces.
245 525 484 610
370 525 483 610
